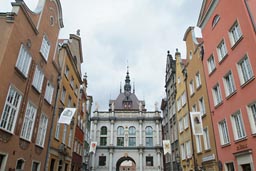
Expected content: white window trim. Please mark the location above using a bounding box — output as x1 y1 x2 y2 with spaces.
31 160 41 171
237 54 254 85
36 113 48 147
223 71 236 97
195 72 201 88
44 80 54 104
199 97 206 115
218 119 230 145
15 44 32 77
247 102 256 134
40 34 51 61
0 85 23 133
212 83 222 106
32 65 44 93
229 20 243 47
195 135 202 153
0 152 8 171
203 127 211 150
20 102 37 141
207 55 216 74
231 111 246 140
217 39 228 62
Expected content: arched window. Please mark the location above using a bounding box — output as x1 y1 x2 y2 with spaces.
129 126 136 146
100 126 107 146
117 126 124 146
16 158 25 170
212 14 220 28
145 126 153 147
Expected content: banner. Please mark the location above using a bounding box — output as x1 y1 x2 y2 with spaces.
190 112 203 135
163 140 171 155
89 142 97 153
58 108 76 125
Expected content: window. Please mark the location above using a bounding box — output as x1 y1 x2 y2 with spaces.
180 144 185 160
50 159 55 171
58 160 62 171
65 65 69 78
146 156 153 166
223 71 236 97
177 97 181 111
212 84 222 106
68 128 73 147
70 77 74 89
237 55 253 85
32 161 40 171
218 119 230 145
177 77 181 84
68 96 72 107
16 159 25 170
217 39 227 61
248 103 256 134
99 156 106 166
45 81 54 104
212 14 220 28
62 124 67 144
16 44 32 77
226 162 235 171
117 126 124 146
231 111 246 140
181 92 187 106
199 97 206 115
0 153 7 170
189 80 195 96
183 114 189 129
100 126 107 146
55 123 60 139
229 21 242 46
195 135 202 153
145 126 153 147
21 102 37 141
195 72 201 88
40 34 51 61
203 128 211 150
179 119 184 133
36 113 48 147
129 126 136 146
0 86 22 133
207 55 216 74
192 104 197 112
61 87 66 103
189 51 192 59
185 140 191 158
32 65 44 92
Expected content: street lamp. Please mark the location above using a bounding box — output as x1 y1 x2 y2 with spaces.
176 154 180 171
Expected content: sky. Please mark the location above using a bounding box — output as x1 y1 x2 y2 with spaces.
1 0 202 111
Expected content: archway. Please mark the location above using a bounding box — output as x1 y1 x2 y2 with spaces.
116 156 136 171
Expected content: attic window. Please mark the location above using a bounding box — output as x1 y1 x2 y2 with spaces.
212 15 220 28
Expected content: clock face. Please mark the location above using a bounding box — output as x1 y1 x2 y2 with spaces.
24 0 44 13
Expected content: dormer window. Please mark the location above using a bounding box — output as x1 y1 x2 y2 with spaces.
212 14 220 28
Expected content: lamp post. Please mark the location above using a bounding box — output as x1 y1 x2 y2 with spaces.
176 154 180 171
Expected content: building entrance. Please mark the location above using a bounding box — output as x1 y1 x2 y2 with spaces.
116 156 136 171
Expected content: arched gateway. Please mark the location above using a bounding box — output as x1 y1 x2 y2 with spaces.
116 156 136 171
89 69 163 171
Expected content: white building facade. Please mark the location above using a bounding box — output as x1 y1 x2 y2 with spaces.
90 70 163 171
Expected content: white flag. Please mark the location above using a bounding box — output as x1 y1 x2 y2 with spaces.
163 140 171 155
89 142 97 153
58 108 76 125
190 112 203 135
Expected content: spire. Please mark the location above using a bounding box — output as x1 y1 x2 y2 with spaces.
124 66 131 93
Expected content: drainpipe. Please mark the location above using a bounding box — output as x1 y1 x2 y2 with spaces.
44 74 61 171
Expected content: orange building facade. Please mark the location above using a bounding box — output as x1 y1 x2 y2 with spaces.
198 0 256 170
0 0 63 170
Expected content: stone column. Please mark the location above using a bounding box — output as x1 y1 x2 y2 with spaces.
109 149 113 171
156 120 160 145
110 120 114 145
139 149 143 171
139 120 143 145
157 149 161 171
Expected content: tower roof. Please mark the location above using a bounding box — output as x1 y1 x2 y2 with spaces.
109 68 146 111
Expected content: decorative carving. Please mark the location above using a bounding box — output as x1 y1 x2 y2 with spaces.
0 130 12 143
19 139 30 150
35 145 43 155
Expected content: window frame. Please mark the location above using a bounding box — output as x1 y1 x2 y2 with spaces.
15 44 32 77
218 119 230 145
40 34 51 61
247 102 256 134
189 80 195 96
195 72 201 88
32 65 44 93
146 156 153 167
229 20 243 47
36 113 48 147
207 55 216 74
223 71 236 97
195 135 202 153
212 83 222 106
99 156 106 166
231 111 246 140
217 39 228 62
145 126 153 147
237 54 254 85
203 127 211 150
44 80 54 104
20 101 37 141
198 97 206 115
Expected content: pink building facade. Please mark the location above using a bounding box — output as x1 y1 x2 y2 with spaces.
198 0 256 170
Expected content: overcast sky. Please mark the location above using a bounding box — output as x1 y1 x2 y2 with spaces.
1 0 202 111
